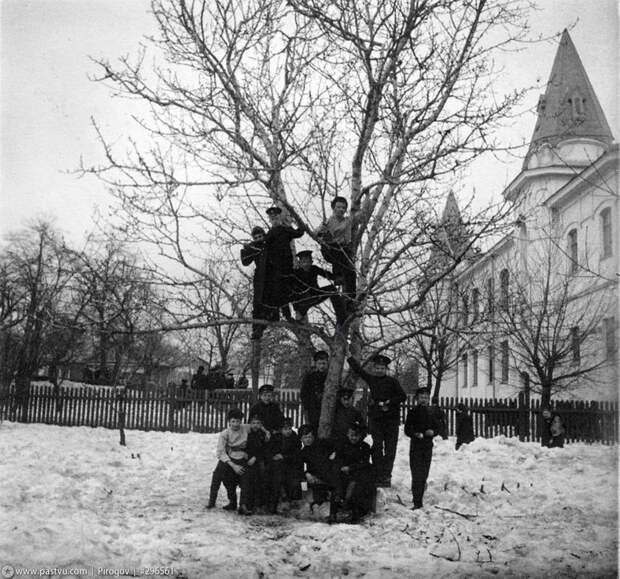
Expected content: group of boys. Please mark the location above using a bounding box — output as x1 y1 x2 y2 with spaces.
240 197 358 338
207 351 448 521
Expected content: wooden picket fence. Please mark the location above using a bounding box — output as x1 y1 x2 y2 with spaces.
0 383 617 444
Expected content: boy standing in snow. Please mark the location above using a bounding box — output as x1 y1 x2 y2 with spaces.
300 351 329 431
404 387 443 510
455 403 475 450
206 408 250 511
347 354 407 487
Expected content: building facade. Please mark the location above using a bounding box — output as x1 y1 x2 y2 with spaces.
429 31 618 403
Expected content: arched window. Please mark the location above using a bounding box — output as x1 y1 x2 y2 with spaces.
601 208 613 258
472 288 480 322
499 269 509 309
567 229 578 274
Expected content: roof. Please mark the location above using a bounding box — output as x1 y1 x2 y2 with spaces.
524 30 613 167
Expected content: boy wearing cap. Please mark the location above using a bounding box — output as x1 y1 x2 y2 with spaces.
317 196 357 299
347 353 407 487
206 408 250 511
240 225 276 339
264 206 305 320
300 351 329 431
238 414 270 515
404 387 443 510
291 250 346 325
249 384 285 434
333 422 375 523
331 388 366 446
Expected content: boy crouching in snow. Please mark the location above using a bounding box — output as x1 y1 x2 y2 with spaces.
404 387 442 510
238 414 271 515
206 408 250 511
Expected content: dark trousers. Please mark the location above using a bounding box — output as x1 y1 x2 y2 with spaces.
292 286 346 324
240 460 266 510
208 460 244 507
321 243 356 298
338 466 376 516
410 445 433 507
267 461 302 509
369 417 400 481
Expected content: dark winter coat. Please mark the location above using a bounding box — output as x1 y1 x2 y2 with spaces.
334 438 373 477
291 265 333 296
246 429 269 462
267 431 302 464
300 370 327 429
249 401 285 432
404 404 443 449
299 439 336 484
347 357 407 421
240 240 268 309
265 225 304 274
332 404 366 445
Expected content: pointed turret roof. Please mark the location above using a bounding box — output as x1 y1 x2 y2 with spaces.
525 30 613 166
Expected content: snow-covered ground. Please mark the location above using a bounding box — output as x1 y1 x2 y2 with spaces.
0 423 617 578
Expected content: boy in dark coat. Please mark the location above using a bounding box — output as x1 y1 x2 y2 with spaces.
249 384 285 434
298 424 339 512
331 388 366 446
264 206 305 320
240 226 276 339
404 387 443 510
332 422 375 523
291 251 346 325
300 351 329 431
265 417 302 513
238 414 270 515
455 403 475 450
347 354 407 487
539 407 553 447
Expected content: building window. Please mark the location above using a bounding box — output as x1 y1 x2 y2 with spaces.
461 295 469 325
601 208 613 258
604 317 616 360
472 288 480 322
486 277 494 316
500 340 509 383
499 269 509 310
568 229 578 274
473 350 478 386
571 326 580 364
462 353 468 388
488 344 495 382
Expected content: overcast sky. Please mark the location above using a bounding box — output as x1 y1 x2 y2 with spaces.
1 0 618 243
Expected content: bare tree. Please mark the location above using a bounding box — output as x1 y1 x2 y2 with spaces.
495 237 614 407
84 0 533 437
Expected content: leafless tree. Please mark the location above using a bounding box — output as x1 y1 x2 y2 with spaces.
84 0 534 437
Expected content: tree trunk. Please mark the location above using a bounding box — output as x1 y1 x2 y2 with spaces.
317 328 347 440
15 372 30 423
540 383 552 409
251 339 261 395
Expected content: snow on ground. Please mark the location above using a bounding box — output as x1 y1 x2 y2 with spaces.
0 423 617 579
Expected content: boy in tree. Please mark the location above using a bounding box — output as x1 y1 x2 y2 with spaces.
290 250 346 325
300 350 329 431
264 206 305 321
332 421 375 523
317 196 357 300
404 387 443 510
206 408 250 511
347 354 407 487
249 383 285 434
331 387 366 446
240 225 275 339
265 417 302 513
238 414 270 515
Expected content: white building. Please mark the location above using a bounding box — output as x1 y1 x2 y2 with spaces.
432 30 618 403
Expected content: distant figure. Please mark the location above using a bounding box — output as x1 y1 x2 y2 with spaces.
455 403 475 450
264 206 305 321
300 350 329 431
431 402 449 440
290 250 346 325
548 414 566 448
236 374 249 389
191 366 209 403
539 407 553 447
225 370 235 389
